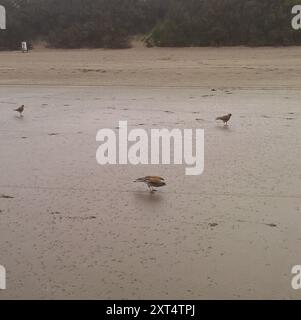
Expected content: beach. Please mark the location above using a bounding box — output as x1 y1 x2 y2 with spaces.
0 46 301 299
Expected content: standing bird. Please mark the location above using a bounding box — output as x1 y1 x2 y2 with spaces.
14 105 25 117
216 113 232 125
134 176 166 192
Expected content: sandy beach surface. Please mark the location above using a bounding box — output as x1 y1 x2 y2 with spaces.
0 46 301 299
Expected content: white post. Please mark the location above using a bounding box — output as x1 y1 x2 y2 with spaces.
22 41 28 53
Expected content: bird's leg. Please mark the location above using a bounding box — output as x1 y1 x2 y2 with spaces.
149 185 157 193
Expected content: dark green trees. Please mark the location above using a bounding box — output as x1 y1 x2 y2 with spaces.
146 0 301 47
0 0 300 50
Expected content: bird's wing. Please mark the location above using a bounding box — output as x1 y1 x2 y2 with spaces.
217 115 228 121
145 176 165 181
147 177 165 184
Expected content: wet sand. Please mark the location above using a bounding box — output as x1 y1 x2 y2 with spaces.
0 47 301 299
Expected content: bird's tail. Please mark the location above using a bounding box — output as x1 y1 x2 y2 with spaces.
216 117 221 121
133 177 146 183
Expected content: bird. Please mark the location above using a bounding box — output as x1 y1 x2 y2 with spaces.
134 176 166 192
216 113 232 125
14 105 25 116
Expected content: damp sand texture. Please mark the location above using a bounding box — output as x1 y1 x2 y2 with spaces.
0 47 301 299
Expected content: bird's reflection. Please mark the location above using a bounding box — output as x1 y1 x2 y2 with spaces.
133 191 164 204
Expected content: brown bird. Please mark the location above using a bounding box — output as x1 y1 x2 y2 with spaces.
216 113 232 125
134 176 166 192
14 105 25 116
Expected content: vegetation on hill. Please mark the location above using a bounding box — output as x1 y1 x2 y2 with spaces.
0 0 300 50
